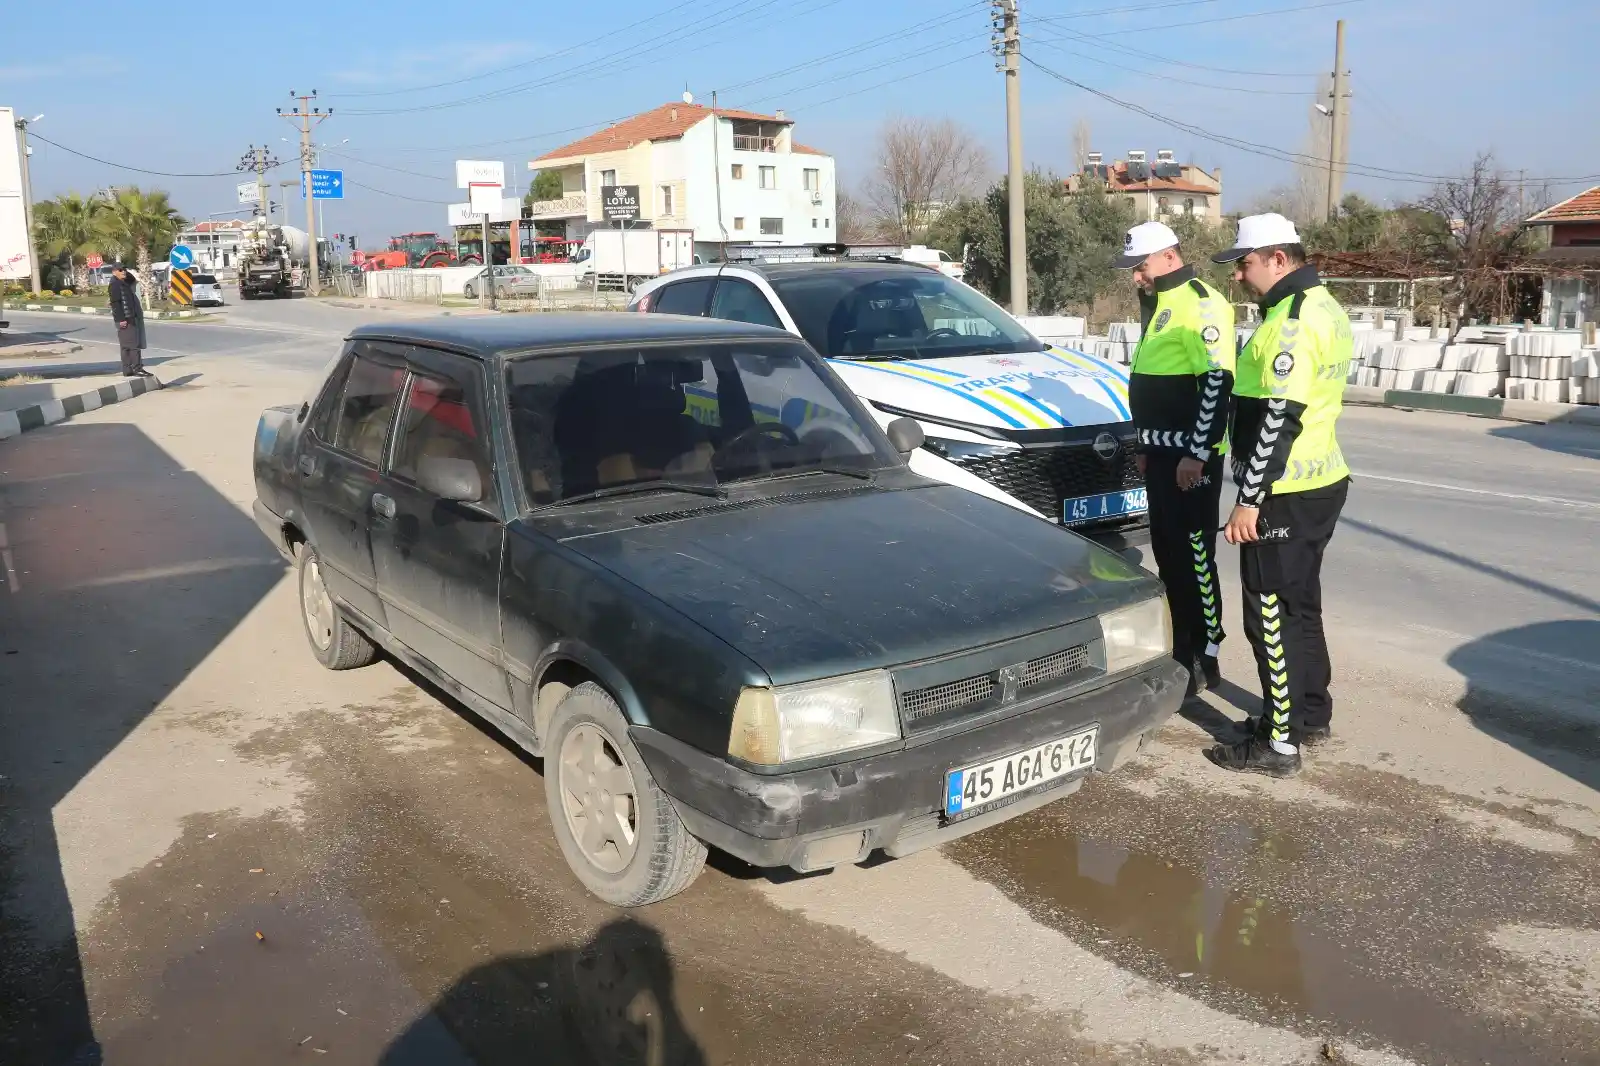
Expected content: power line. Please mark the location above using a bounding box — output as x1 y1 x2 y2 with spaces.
321 149 452 182
1038 0 1372 37
1027 21 1310 76
1023 54 1600 187
770 48 992 112
1024 31 1316 95
27 133 265 178
344 178 453 204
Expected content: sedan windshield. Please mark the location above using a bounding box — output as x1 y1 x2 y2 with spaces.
770 268 1040 361
506 340 898 505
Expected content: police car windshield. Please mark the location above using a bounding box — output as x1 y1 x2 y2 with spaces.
769 269 1039 361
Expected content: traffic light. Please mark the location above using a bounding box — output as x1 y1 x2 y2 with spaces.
347 235 357 250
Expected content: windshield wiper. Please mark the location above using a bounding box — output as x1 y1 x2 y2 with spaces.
554 480 724 506
723 464 876 485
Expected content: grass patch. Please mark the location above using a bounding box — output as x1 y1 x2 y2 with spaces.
0 372 47 387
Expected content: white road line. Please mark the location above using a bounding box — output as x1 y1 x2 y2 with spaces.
1356 471 1600 511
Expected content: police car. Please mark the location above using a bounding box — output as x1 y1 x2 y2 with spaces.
629 251 1146 544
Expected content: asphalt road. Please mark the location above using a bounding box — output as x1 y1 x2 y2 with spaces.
2 304 1597 1066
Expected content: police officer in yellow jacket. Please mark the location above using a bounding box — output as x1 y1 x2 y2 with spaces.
1115 221 1236 695
1208 214 1352 778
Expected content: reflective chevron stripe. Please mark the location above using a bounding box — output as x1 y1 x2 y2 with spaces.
1259 592 1290 743
1286 446 1347 482
1189 368 1227 460
1137 428 1193 449
1237 398 1285 506
1190 530 1223 646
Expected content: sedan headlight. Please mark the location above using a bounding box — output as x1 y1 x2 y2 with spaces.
1101 597 1172 674
729 670 900 765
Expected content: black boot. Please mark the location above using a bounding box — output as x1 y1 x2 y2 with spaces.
1236 717 1330 747
1205 736 1301 778
1199 654 1222 690
1183 656 1207 698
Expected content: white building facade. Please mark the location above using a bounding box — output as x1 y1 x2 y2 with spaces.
526 103 836 258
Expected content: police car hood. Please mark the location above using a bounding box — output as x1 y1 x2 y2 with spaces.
825 346 1131 432
567 482 1155 685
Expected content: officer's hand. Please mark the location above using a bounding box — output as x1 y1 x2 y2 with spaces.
1224 504 1260 545
1176 457 1204 491
1135 453 1147 477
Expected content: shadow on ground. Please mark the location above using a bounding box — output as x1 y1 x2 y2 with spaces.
379 918 706 1066
0 420 284 1065
1447 619 1600 795
1487 419 1600 462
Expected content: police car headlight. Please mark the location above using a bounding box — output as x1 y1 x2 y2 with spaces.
1101 597 1172 675
729 671 900 765
923 435 1017 461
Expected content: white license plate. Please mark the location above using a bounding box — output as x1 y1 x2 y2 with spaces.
1063 488 1147 526
944 726 1098 817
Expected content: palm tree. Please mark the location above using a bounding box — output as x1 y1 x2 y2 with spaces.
32 192 107 291
96 187 184 303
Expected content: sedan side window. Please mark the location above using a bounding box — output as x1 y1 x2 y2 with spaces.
331 355 405 466
709 277 783 330
391 352 496 509
650 279 713 317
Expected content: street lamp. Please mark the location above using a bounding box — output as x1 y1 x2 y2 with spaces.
13 112 43 294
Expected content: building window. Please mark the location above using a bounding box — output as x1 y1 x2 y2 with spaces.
803 168 820 191
733 217 745 231
731 163 744 180
760 217 783 235
812 218 818 229
1158 196 1170 213
824 219 830 228
759 166 776 190
600 168 617 187
1185 198 1195 215
660 184 674 216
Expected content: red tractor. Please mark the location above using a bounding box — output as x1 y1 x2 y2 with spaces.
386 232 475 269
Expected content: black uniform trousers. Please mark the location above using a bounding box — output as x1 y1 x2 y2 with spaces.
1144 450 1225 669
1239 477 1349 745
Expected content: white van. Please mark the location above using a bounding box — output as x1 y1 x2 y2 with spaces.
899 245 965 281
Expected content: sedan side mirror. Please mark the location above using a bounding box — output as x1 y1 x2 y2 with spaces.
416 456 484 503
885 417 925 457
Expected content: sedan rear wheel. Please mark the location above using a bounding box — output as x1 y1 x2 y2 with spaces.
544 683 706 905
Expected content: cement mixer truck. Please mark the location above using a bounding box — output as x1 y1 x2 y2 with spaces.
237 221 311 300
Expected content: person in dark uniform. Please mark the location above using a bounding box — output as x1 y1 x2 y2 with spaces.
108 263 151 378
1114 221 1236 695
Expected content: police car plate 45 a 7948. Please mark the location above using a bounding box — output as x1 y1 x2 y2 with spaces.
944 726 1098 818
1063 488 1147 526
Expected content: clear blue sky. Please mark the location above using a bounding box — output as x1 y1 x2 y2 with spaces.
5 0 1596 245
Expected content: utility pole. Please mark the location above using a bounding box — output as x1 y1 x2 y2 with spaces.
1323 19 1350 221
14 113 42 295
993 0 1027 313
235 145 280 225
278 90 331 296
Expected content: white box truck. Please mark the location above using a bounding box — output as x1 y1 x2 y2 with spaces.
574 228 697 292
2 106 34 330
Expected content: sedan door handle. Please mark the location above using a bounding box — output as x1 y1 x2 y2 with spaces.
371 493 396 520
297 454 316 476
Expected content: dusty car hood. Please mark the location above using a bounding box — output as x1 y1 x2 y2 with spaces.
564 483 1154 684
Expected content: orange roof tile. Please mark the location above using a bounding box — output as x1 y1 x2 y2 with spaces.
533 103 795 163
1525 185 1600 225
794 142 828 156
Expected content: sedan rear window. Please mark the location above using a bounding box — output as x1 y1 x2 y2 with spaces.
191 273 217 284
506 341 895 505
769 269 1037 361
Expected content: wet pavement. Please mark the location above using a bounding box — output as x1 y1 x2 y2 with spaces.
2 334 1598 1066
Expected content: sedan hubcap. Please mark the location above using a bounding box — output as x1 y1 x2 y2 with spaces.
559 724 639 873
302 557 334 651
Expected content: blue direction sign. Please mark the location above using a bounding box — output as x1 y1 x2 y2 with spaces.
305 169 345 200
169 245 195 269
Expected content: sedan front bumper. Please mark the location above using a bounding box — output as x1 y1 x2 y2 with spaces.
631 657 1186 872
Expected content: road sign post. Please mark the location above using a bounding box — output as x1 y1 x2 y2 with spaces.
458 162 505 311
169 268 193 307
601 186 640 294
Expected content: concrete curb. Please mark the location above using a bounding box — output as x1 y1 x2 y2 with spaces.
0 375 164 441
1 301 201 320
1344 384 1600 428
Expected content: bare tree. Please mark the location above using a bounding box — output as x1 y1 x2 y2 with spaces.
864 116 991 244
835 189 878 244
1422 152 1532 320
1071 118 1093 173
1285 73 1335 225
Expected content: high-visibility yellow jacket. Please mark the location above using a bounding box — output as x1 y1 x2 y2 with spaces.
1129 266 1236 461
1232 265 1351 505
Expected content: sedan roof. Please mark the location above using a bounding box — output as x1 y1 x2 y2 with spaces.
346 311 791 359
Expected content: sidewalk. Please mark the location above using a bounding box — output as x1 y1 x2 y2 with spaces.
0 372 163 440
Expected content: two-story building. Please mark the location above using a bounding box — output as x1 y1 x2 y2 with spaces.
1524 185 1600 329
525 101 836 259
1064 150 1224 226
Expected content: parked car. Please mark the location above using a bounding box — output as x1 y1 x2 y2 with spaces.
190 272 224 306
629 257 1148 548
251 314 1182 905
463 264 541 300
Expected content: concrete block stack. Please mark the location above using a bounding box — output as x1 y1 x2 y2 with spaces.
1435 343 1510 397
1569 348 1600 405
1019 315 1087 347
1365 341 1445 391
1075 322 1139 365
1504 332 1582 403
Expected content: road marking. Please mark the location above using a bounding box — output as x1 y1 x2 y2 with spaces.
62 557 281 589
1356 471 1600 511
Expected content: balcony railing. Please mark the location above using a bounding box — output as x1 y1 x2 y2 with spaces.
732 135 777 152
526 193 587 219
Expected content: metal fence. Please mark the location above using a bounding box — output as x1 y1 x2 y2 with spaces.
364 269 443 304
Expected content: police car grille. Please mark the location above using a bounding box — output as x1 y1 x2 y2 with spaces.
950 445 1140 521
898 642 1093 732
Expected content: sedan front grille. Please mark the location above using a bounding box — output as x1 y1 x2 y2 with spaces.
898 642 1094 732
950 443 1140 523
